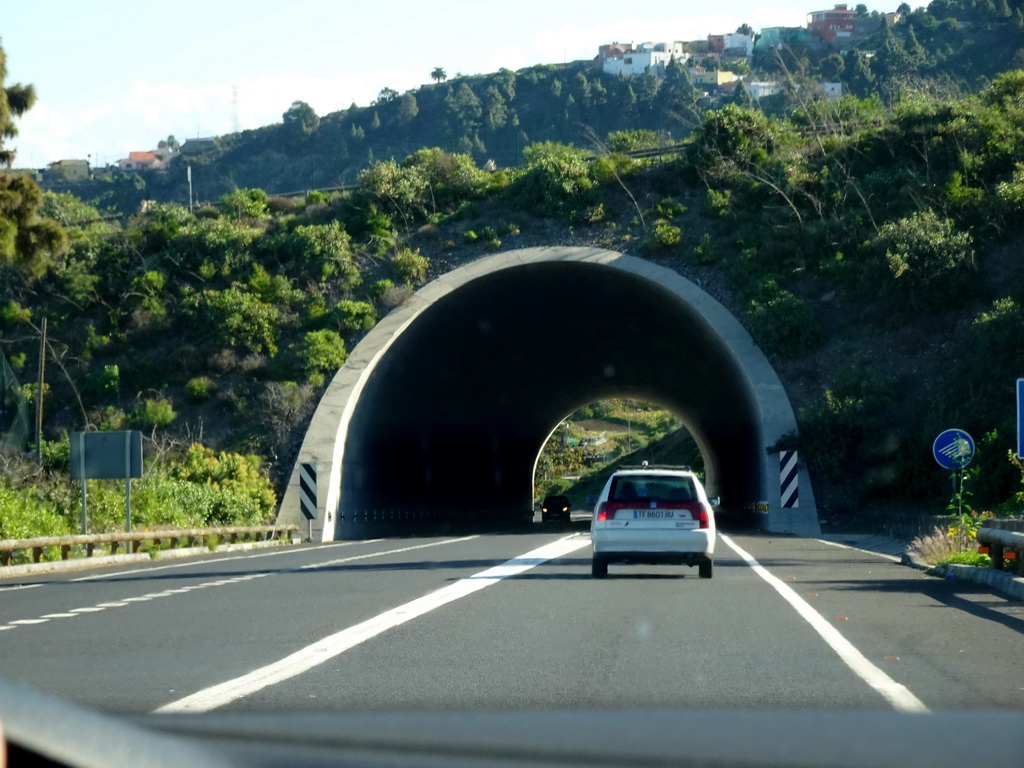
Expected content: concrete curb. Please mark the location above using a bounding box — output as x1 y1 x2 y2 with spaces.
0 553 151 577
943 563 1024 601
0 539 300 578
900 552 931 571
901 552 1024 601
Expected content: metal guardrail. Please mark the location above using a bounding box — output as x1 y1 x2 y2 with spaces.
977 518 1024 576
0 525 300 567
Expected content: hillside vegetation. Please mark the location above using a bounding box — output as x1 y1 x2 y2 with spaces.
3 16 1024 542
39 0 1024 211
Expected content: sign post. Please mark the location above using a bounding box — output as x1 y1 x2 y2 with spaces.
933 428 975 517
1017 378 1023 460
70 431 143 535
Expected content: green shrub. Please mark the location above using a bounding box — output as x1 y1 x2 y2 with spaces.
938 551 992 567
219 188 270 220
879 209 976 310
134 398 176 430
1 300 32 326
745 280 819 357
186 376 215 401
643 220 682 251
85 364 120 398
391 248 430 285
98 406 127 431
505 142 597 219
0 484 73 549
280 222 361 288
173 443 276 524
796 365 894 484
298 329 348 375
369 279 395 302
690 233 719 265
334 300 377 334
181 287 281 356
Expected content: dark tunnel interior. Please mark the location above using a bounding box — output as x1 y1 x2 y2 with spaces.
337 261 764 536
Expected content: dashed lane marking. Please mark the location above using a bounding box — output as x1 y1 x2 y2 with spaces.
0 536 478 634
155 534 591 714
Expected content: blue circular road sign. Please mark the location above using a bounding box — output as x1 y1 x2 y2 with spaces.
932 429 975 469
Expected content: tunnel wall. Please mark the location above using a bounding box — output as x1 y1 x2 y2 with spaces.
277 247 819 540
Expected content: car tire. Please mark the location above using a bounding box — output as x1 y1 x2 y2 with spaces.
699 560 713 579
591 556 608 579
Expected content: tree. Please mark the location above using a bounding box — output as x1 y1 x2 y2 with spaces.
0 45 35 168
659 57 700 125
0 44 67 276
376 87 398 104
157 135 180 153
736 23 755 36
730 83 755 108
820 53 846 82
483 85 508 131
282 100 319 137
843 49 875 98
396 92 419 125
431 67 447 84
443 82 483 139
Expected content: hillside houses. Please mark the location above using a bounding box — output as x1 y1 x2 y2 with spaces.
597 3 881 80
595 4 862 105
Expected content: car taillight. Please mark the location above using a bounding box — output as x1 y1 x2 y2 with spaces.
596 502 614 521
696 504 710 529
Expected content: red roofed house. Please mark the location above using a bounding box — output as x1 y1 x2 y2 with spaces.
118 151 164 171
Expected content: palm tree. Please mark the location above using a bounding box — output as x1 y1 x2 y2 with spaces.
431 67 447 84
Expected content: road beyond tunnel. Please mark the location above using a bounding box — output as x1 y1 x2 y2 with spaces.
279 247 819 540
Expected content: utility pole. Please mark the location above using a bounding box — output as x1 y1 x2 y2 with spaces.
36 317 47 463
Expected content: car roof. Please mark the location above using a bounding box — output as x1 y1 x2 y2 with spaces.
611 467 696 478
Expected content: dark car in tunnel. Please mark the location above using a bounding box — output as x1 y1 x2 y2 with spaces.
540 495 571 522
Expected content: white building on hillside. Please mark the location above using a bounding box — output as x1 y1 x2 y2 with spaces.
602 41 686 78
744 81 784 101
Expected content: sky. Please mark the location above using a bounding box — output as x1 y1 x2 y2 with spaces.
2 0 881 168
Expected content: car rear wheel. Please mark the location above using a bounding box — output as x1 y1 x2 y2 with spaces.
699 560 713 579
591 556 608 579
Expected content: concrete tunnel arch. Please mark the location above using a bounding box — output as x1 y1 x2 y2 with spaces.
278 247 819 540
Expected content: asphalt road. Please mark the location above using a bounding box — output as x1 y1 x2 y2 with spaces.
1 522 1022 716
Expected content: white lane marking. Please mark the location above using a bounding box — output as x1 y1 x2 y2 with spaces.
0 583 43 592
0 626 13 631
815 538 901 563
155 535 590 714
720 534 929 713
41 613 81 618
0 537 477 633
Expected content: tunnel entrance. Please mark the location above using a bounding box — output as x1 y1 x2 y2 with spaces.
278 247 819 539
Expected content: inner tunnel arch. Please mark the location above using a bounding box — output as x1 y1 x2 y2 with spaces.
278 247 819 540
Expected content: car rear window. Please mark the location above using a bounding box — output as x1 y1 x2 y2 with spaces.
611 475 695 502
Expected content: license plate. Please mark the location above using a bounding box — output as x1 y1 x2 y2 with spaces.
632 510 677 520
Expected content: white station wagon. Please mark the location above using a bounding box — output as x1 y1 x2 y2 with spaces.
590 465 717 579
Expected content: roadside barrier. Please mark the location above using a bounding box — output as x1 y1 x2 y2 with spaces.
977 518 1024 576
0 525 299 567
